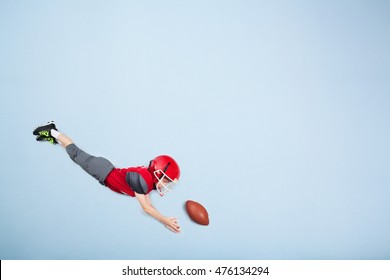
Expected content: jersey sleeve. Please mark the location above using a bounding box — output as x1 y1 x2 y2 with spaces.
125 171 149 194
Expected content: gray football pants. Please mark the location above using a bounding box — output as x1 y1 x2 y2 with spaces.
66 144 115 185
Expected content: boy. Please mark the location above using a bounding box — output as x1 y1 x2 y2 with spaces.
33 122 181 233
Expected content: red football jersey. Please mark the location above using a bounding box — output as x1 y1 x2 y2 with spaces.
104 167 155 196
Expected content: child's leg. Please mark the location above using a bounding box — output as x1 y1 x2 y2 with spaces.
51 129 73 148
33 122 115 185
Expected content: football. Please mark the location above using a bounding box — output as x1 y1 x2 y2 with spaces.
185 200 209 226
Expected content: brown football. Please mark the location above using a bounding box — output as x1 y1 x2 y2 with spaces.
185 200 209 226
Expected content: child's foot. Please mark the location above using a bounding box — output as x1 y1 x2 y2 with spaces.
33 121 59 144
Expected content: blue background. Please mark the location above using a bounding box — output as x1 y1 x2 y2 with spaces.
1 0 389 259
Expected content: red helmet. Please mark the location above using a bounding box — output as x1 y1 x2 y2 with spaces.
149 155 181 196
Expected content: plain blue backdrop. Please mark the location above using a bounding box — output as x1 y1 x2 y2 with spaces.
1 0 389 259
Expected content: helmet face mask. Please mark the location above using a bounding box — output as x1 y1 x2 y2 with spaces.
154 171 178 196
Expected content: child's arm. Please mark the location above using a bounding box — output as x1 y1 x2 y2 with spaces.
134 193 180 233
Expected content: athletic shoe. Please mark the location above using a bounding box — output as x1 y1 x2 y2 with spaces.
36 135 58 145
33 121 57 136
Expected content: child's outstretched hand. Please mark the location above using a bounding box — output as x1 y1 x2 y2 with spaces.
164 217 180 233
